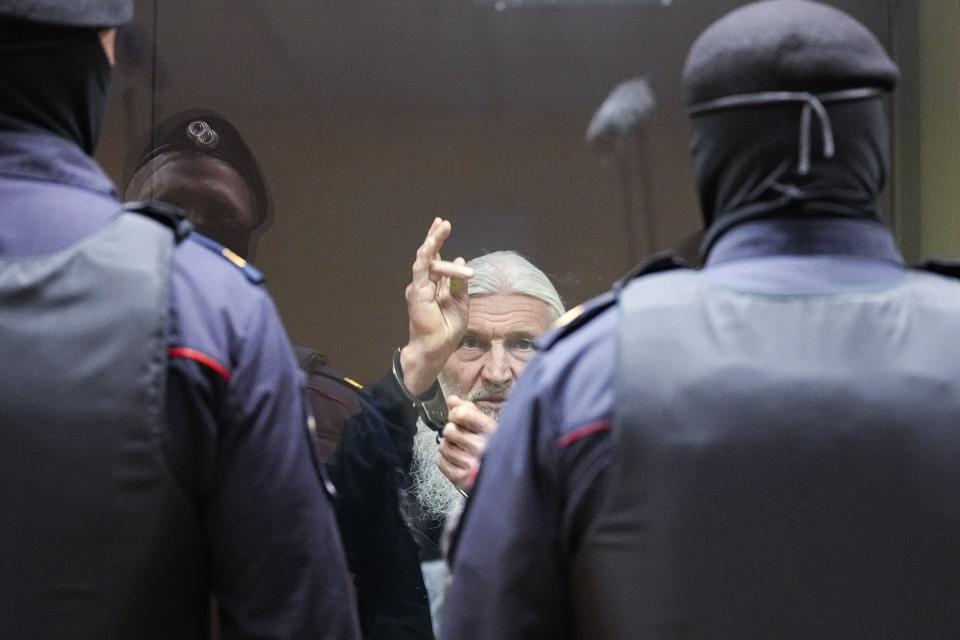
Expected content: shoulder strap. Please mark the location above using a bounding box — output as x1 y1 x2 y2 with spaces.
916 258 960 280
613 250 690 291
188 232 265 285
123 200 193 243
538 251 690 351
311 364 365 392
536 290 617 351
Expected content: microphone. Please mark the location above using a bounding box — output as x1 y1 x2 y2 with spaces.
587 78 658 263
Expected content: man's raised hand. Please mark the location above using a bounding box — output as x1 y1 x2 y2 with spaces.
400 218 473 396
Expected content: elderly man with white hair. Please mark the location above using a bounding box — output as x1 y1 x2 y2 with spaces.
393 218 564 635
328 219 562 640
408 250 565 512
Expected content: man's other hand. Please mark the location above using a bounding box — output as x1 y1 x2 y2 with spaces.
438 395 497 492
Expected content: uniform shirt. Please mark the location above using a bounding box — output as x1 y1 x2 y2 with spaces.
0 129 358 639
442 217 906 640
298 356 366 462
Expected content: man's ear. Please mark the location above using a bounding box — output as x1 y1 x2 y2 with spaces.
99 28 117 66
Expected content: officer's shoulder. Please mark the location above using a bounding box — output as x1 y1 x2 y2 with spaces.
122 201 265 286
908 258 960 306
914 258 960 282
306 363 365 394
536 291 617 351
537 252 690 351
170 235 273 337
186 233 265 285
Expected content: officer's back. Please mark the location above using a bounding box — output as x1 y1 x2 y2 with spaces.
0 3 358 638
443 2 960 638
578 2 960 637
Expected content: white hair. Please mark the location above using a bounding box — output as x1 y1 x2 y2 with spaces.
408 252 564 521
411 420 464 520
466 251 565 321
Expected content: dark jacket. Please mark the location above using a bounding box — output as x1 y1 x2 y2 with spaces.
320 369 435 639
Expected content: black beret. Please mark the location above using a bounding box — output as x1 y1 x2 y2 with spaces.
0 0 132 28
683 0 899 106
126 108 271 221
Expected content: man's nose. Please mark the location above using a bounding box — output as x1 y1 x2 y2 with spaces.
481 343 513 386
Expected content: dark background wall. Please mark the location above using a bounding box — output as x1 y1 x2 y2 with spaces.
96 0 909 381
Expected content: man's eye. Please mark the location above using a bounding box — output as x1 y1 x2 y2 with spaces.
461 337 482 349
509 339 535 351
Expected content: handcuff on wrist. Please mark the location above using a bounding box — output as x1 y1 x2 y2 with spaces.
392 349 471 498
391 348 449 436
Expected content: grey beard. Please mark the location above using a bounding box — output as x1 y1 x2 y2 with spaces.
443 377 509 422
411 420 464 521
408 376 508 520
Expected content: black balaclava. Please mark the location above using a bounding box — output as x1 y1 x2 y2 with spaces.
0 23 112 155
681 0 900 255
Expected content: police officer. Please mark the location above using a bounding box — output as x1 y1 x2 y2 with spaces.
125 108 270 260
123 104 445 637
123 109 367 457
122 105 439 637
444 1 960 638
0 3 358 638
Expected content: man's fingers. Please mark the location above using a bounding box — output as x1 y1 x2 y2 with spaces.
442 423 487 456
432 259 472 304
433 218 452 245
447 403 497 435
411 219 453 285
438 458 469 487
439 438 474 471
425 221 453 284
428 260 474 281
448 257 470 296
412 236 437 281
411 218 443 273
438 440 469 468
444 429 484 456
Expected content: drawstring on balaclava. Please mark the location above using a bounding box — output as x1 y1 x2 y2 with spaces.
690 89 886 176
688 87 891 255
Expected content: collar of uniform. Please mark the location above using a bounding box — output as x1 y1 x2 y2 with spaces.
705 217 904 269
0 129 116 197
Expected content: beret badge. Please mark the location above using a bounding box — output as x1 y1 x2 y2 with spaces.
186 120 220 150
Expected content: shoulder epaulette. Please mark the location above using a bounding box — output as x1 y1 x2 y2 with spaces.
916 258 960 280
537 290 617 351
311 365 365 392
612 250 690 291
189 233 265 285
537 251 690 351
123 200 193 243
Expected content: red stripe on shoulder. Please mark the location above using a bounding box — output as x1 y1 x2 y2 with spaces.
307 387 353 411
168 347 231 382
557 420 611 448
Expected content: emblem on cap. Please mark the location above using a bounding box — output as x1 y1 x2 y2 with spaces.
186 120 220 150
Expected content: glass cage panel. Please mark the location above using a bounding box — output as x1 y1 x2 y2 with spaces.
97 0 928 381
